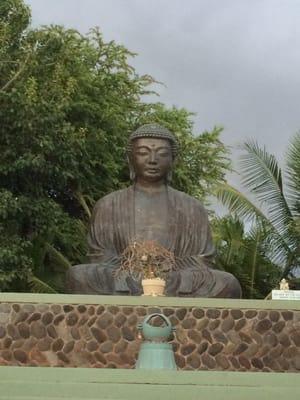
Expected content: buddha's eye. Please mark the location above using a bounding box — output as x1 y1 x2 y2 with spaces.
157 151 170 157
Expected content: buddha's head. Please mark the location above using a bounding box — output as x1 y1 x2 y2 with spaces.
127 124 178 183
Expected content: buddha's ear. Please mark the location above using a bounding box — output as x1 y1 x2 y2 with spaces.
127 154 136 181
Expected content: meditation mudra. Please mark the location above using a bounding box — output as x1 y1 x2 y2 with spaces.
66 124 241 298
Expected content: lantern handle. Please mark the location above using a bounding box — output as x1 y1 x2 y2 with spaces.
143 313 172 328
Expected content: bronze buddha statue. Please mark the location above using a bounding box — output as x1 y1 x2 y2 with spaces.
66 124 241 298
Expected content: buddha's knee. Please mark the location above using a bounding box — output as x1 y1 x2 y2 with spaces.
226 273 242 298
65 264 87 294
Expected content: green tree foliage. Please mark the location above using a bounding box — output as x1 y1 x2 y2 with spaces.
0 0 230 292
213 216 281 298
216 135 300 286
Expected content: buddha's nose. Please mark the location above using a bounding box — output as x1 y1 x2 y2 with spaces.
149 152 158 164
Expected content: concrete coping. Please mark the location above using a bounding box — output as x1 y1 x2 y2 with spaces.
0 292 299 310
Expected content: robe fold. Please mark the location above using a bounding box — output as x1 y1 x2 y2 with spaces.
67 185 241 298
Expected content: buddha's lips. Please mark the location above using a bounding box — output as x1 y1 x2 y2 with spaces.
146 168 159 173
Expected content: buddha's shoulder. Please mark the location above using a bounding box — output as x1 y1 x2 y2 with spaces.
168 187 207 212
93 187 132 209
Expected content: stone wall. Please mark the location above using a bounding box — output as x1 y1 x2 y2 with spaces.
0 294 299 372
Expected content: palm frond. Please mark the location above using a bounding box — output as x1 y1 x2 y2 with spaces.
286 132 300 213
28 275 57 293
216 183 294 268
45 243 72 271
240 140 293 236
215 183 268 222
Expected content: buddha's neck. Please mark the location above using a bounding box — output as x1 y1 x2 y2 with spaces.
134 180 167 194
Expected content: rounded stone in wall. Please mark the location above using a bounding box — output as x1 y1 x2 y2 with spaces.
136 307 147 316
175 308 187 321
63 340 75 354
96 306 105 315
53 315 65 326
52 338 64 352
41 312 54 325
107 306 119 315
182 318 196 329
258 311 268 320
245 310 257 319
273 321 285 334
181 343 196 356
51 304 62 314
17 323 30 339
201 353 216 369
121 326 135 341
208 319 220 330
94 351 107 364
13 349 28 364
213 330 228 344
31 321 46 339
57 351 70 364
215 354 230 369
28 312 41 323
255 319 272 334
202 329 213 343
291 329 300 346
192 309 204 319
99 340 113 353
13 311 29 324
12 304 20 312
230 309 243 320
269 311 280 322
208 343 224 356
37 337 52 351
115 339 128 353
88 306 95 316
127 314 138 327
115 313 126 327
206 309 220 319
7 324 20 340
196 318 209 330
174 353 185 369
221 317 234 332
107 326 121 343
187 329 202 344
63 305 74 313
90 327 106 343
162 308 174 317
47 325 58 339
187 354 200 369
96 313 113 329
234 318 246 331
281 311 293 321
122 307 134 315
70 326 80 340
66 312 78 326
87 340 99 352
0 326 6 338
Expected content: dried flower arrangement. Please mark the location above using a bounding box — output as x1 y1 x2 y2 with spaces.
116 240 176 281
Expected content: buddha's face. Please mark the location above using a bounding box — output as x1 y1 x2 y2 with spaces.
131 137 173 183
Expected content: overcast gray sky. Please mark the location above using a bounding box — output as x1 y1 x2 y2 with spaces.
25 0 300 187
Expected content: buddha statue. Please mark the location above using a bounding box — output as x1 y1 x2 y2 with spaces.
66 124 241 298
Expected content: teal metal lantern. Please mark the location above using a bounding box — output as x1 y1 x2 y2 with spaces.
136 313 177 370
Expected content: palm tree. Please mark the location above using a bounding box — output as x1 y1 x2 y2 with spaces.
213 216 281 298
216 133 300 282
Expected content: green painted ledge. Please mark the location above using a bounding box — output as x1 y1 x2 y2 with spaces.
0 366 299 399
0 292 299 310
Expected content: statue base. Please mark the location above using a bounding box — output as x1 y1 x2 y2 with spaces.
0 293 299 372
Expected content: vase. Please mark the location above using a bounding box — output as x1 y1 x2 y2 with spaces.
142 278 166 296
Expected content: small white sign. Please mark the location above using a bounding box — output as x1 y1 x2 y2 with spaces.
272 290 300 300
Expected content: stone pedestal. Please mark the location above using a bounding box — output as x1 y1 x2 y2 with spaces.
0 293 299 372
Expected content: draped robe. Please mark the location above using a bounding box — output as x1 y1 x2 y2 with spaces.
66 185 241 298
